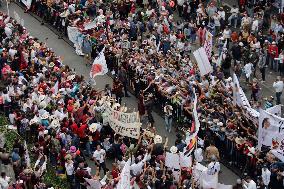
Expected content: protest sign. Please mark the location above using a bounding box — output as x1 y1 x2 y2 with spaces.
179 152 192 168
193 47 212 76
165 152 180 169
103 102 141 139
117 159 131 189
258 109 284 160
204 31 213 59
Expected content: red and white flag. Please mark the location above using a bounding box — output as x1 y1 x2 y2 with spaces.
90 48 108 79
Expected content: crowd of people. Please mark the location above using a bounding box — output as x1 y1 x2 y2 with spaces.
0 0 283 188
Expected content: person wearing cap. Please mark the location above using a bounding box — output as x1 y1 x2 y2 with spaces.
273 76 284 104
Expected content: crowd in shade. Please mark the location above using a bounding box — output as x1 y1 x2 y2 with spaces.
0 0 284 188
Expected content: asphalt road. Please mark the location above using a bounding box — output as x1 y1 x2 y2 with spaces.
0 2 242 185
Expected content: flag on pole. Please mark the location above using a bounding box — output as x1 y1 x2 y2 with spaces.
54 81 59 95
90 48 108 79
117 159 131 189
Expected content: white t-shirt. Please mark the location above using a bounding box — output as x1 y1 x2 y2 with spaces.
93 149 106 163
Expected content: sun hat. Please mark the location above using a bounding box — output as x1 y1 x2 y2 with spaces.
170 146 178 154
154 135 163 144
70 146 77 153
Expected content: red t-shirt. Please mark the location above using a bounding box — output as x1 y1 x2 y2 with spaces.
77 124 87 139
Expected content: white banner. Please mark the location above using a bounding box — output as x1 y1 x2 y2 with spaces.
204 31 213 59
266 105 282 117
233 74 259 125
21 0 32 9
184 91 200 155
165 152 180 169
258 109 284 154
103 103 141 139
67 26 80 45
117 159 131 189
193 47 212 76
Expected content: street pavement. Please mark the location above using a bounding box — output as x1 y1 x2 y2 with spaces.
0 2 251 185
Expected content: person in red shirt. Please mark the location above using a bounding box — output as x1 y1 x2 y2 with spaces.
70 120 78 134
268 41 279 71
111 163 119 179
77 123 87 139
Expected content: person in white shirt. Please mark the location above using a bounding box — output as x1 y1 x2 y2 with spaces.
0 172 9 189
273 76 284 104
130 153 150 176
92 145 107 174
242 176 257 189
261 165 271 189
228 5 239 28
65 159 75 188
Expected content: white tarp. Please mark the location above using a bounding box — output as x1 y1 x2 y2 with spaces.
193 47 213 76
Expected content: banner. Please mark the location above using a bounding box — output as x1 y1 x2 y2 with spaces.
165 152 180 169
117 159 131 189
233 74 259 125
193 47 212 76
266 105 282 116
204 31 213 59
103 103 141 139
21 0 32 9
258 109 284 153
184 91 200 155
90 48 108 79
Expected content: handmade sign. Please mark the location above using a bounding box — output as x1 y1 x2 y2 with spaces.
103 102 141 139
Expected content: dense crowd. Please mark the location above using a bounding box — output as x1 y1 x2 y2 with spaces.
0 0 284 188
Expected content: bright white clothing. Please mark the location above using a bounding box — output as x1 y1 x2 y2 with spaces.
273 81 284 93
243 180 257 189
93 149 106 163
261 168 271 186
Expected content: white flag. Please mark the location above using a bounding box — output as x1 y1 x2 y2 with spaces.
90 48 108 79
54 81 59 95
117 159 131 189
